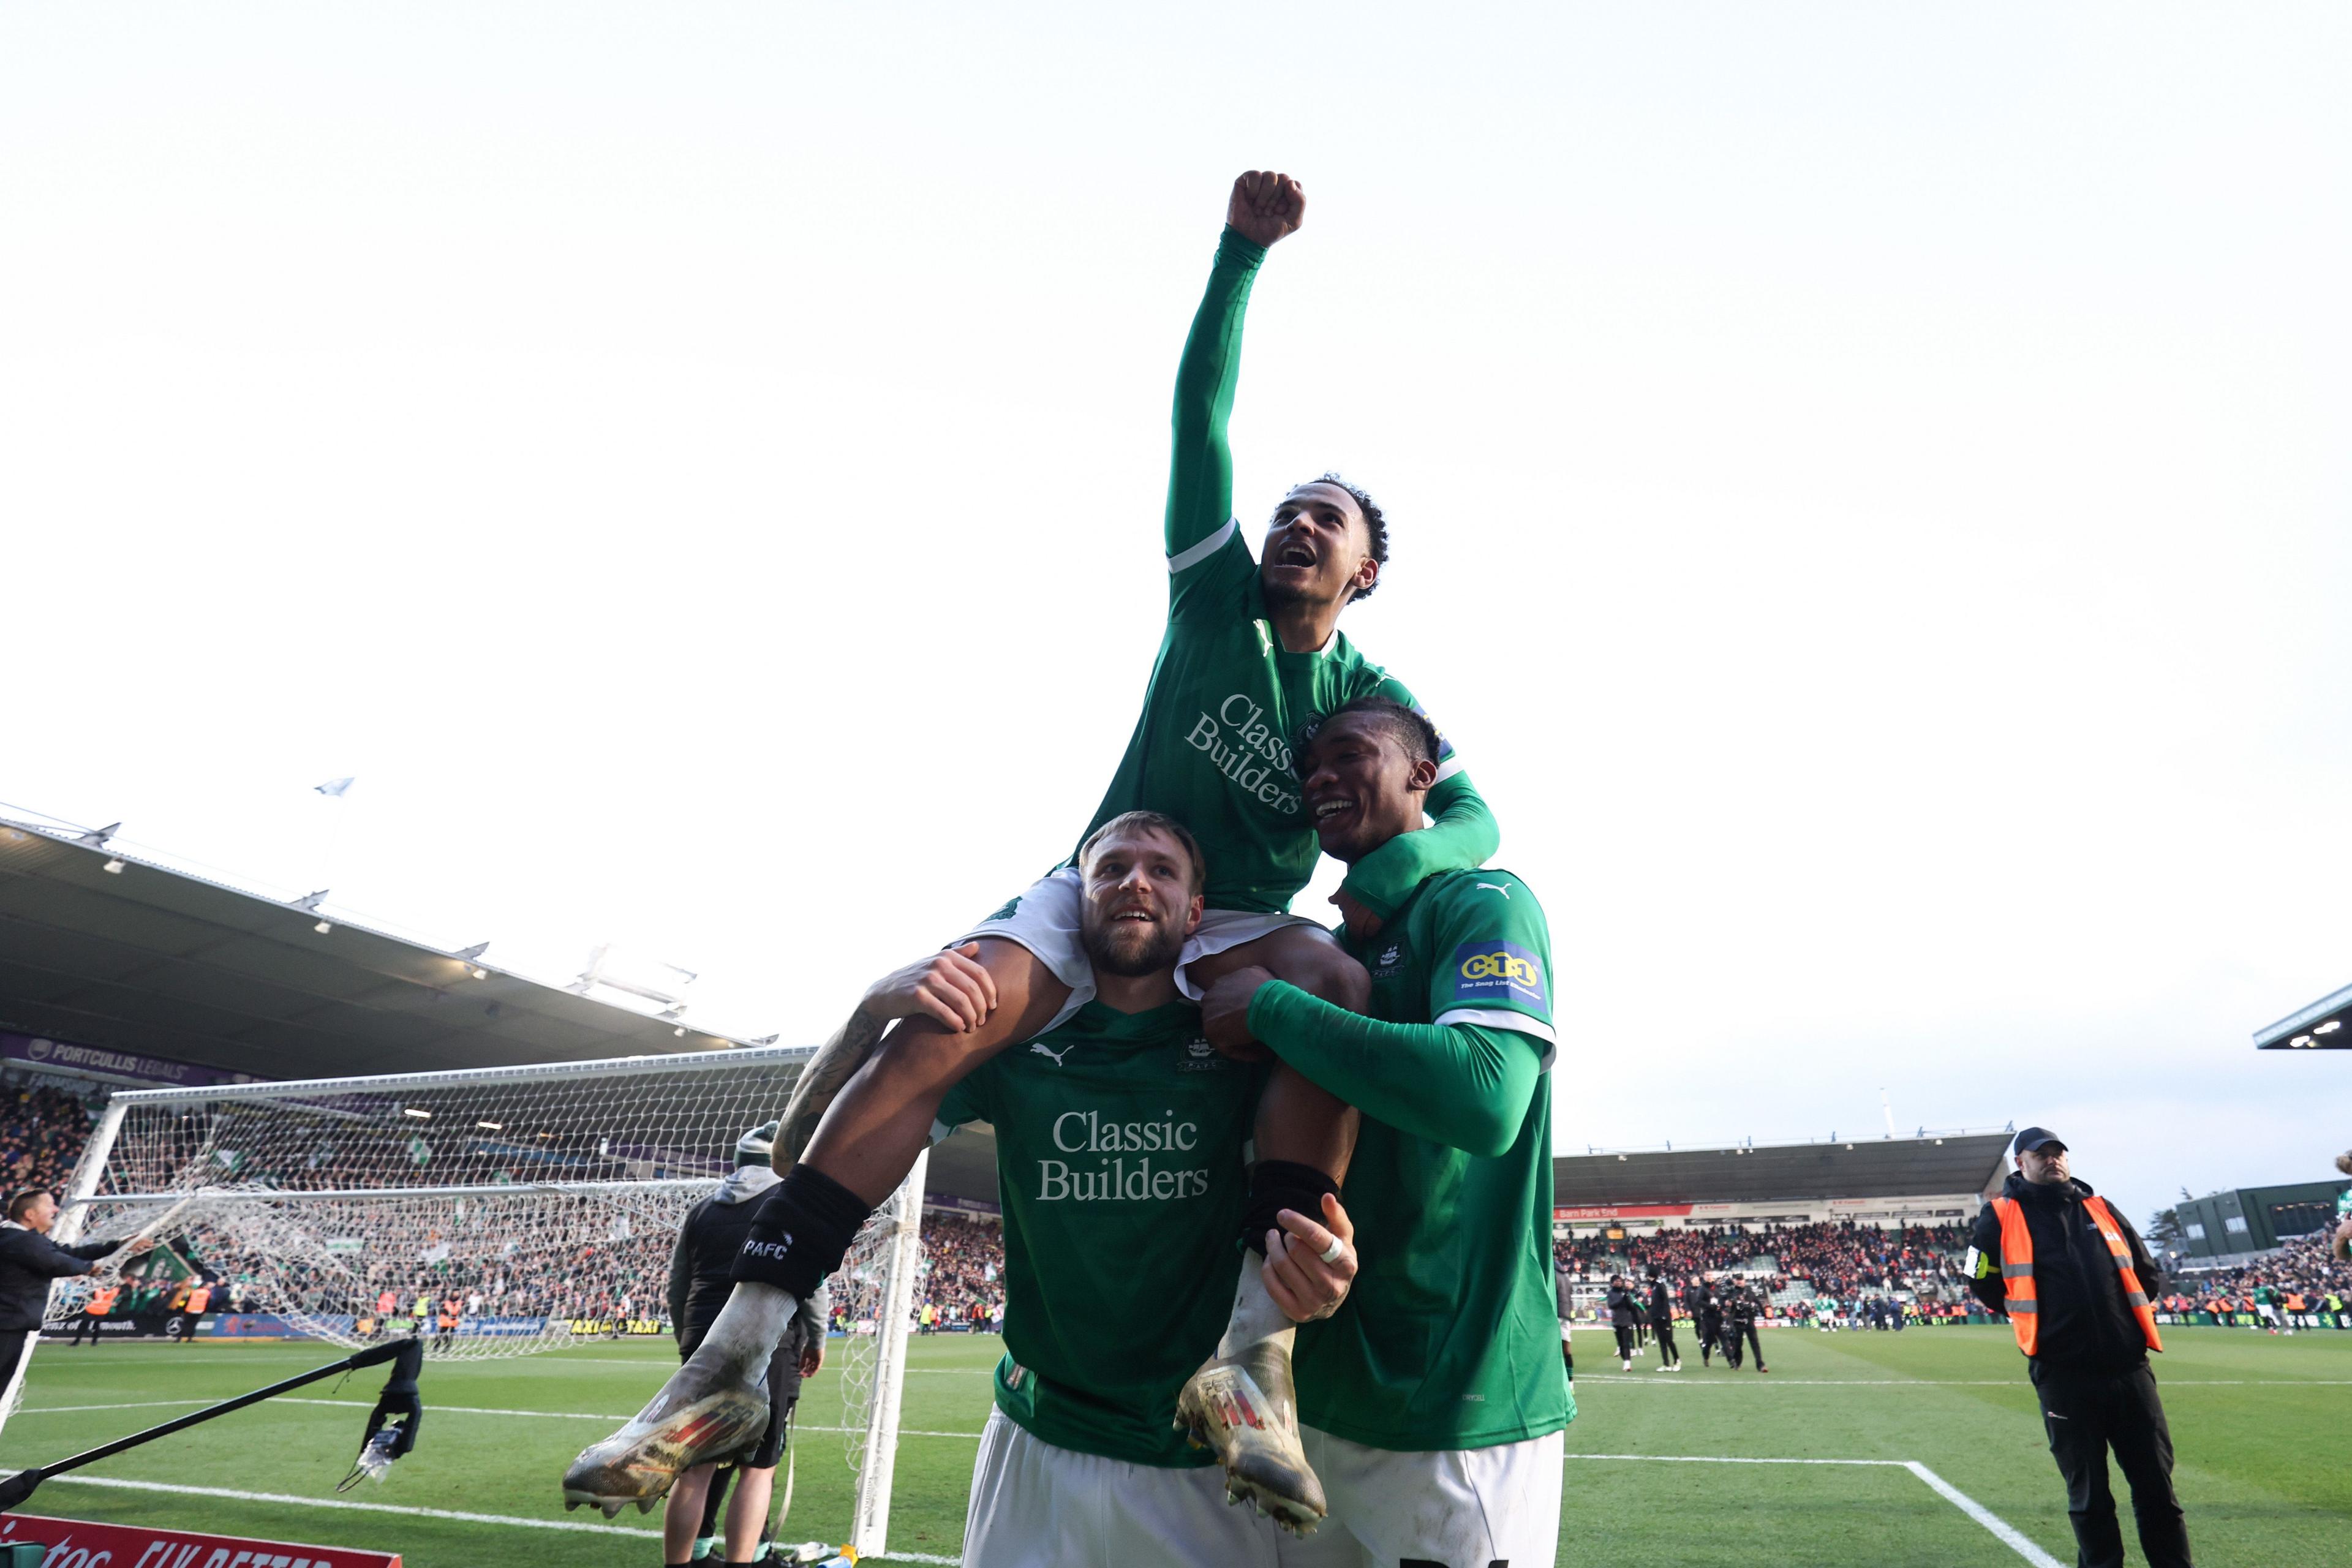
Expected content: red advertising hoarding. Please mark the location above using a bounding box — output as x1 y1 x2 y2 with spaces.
0 1513 399 1568
1552 1203 1694 1221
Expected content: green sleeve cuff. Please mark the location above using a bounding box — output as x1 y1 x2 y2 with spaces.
1216 225 1269 270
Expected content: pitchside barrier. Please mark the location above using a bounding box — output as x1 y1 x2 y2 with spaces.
4 1047 933 1562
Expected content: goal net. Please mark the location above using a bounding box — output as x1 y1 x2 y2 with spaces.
13 1047 930 1557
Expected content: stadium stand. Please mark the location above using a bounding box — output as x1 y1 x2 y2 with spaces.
0 1076 104 1193
1547 1133 2010 1322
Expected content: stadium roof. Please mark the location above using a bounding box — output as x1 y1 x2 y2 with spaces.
1552 1131 2013 1208
2253 979 2351 1050
0 814 763 1082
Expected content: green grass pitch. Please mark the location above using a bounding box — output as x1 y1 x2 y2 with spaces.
2 1325 2343 1565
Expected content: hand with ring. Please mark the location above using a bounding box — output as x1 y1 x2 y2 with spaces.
1263 1191 1357 1323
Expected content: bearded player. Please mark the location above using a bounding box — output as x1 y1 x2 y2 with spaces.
938 811 1355 1566
565 172 1498 1523
1202 698 1570 1568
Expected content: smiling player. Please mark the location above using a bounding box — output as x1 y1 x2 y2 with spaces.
565 173 1496 1526
1201 698 1570 1568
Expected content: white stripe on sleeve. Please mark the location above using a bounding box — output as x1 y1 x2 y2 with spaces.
1167 518 1238 575
1434 1006 1559 1070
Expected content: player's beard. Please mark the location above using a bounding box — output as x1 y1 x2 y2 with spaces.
1080 909 1185 978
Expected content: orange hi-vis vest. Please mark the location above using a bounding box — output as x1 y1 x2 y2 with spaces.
1989 1193 2162 1358
89 1285 121 1316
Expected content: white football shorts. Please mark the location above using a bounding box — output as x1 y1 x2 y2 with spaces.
962 1406 1284 1568
955 865 1326 1034
1275 1426 1564 1568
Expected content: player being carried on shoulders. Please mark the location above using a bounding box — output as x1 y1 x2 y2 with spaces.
1199 696 1572 1567
565 171 1498 1529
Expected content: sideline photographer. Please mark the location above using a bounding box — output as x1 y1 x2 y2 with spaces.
1967 1128 2191 1568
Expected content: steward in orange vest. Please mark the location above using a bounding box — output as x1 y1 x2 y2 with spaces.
1965 1128 2190 1568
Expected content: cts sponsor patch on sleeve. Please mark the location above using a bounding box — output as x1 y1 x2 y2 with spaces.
1451 941 1548 1010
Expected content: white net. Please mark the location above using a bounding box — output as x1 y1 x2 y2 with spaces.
20 1047 930 1551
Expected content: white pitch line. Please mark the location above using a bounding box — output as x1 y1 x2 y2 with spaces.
1561 1451 2061 1565
14 1395 988 1438
1574 1375 2348 1386
0 1471 963 1564
1905 1461 2066 1568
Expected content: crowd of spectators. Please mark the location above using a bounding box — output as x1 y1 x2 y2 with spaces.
916 1212 1005 1329
2164 1229 2352 1319
1555 1219 1973 1303
0 1077 104 1194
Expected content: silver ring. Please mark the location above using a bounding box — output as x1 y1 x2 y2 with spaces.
1320 1237 1347 1265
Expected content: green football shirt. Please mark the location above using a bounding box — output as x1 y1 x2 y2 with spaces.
1283 867 1573 1451
1069 227 1495 917
935 998 1267 1466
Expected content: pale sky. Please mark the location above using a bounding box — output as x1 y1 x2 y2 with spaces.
6 4 2347 1226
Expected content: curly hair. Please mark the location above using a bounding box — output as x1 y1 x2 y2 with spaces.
1303 695 1441 770
1281 472 1389 601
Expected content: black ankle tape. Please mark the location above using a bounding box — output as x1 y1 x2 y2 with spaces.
731 1164 874 1298
1238 1159 1340 1257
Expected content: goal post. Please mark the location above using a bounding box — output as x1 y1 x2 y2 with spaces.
10 1046 931 1550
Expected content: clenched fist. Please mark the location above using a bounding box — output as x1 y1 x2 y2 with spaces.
1228 170 1305 249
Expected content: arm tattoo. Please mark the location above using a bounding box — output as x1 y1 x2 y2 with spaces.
777 1007 889 1166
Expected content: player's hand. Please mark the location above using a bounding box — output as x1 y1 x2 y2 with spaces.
119 1236 156 1257
1264 1192 1356 1323
1327 888 1382 941
800 1336 826 1379
1227 170 1305 248
1200 965 1275 1060
861 943 999 1033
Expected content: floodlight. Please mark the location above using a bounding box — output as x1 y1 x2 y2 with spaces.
102 859 125 874
314 920 333 935
2318 1021 2342 1035
403 1108 431 1120
476 1120 502 1131
469 967 488 980
2293 1035 2313 1047
674 1026 687 1038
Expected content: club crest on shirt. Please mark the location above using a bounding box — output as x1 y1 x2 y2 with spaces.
1452 940 1548 1009
1176 1036 1224 1073
1372 941 1406 979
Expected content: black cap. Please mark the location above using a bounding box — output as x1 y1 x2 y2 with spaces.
2012 1126 2066 1158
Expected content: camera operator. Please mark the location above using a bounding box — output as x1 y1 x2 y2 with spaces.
1723 1280 1768 1373
1967 1128 2191 1568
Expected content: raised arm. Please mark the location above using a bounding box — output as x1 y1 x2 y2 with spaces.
1166 172 1305 566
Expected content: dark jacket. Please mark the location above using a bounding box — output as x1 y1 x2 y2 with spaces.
1968 1174 2163 1375
1648 1280 1675 1329
1555 1264 1574 1321
0 1222 114 1331
1605 1284 1640 1328
1724 1285 1758 1324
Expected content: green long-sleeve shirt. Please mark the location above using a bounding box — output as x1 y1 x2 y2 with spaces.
1069 227 1498 916
1249 863 1569 1452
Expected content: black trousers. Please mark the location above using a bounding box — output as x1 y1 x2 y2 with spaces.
2030 1361 2192 1568
1730 1321 1765 1368
1613 1325 1638 1361
1699 1318 1722 1361
1653 1321 1679 1365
